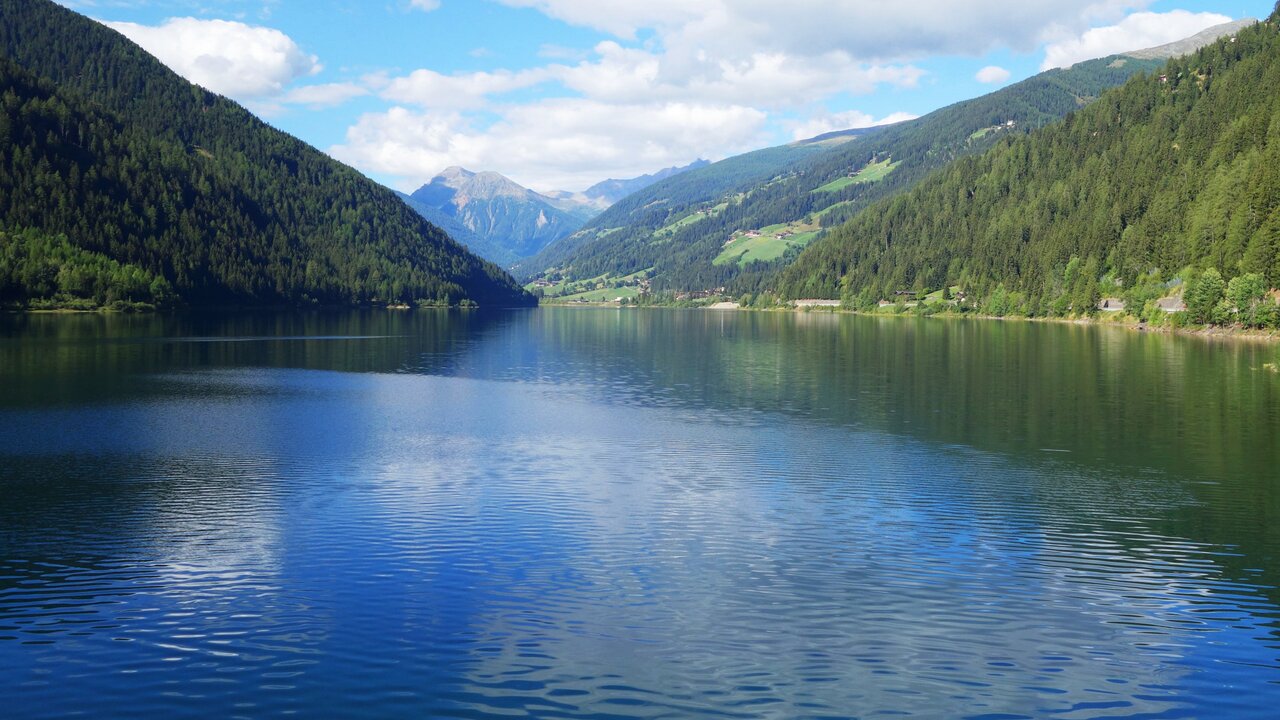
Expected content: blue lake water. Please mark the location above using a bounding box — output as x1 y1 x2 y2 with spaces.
2 308 1280 718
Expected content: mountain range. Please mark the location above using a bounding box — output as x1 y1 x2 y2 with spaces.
401 167 587 268
554 160 712 211
401 161 707 267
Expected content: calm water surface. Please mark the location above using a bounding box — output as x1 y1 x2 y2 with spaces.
2 308 1280 719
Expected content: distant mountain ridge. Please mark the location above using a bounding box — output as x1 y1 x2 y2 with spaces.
406 167 590 267
1124 19 1256 60
577 160 712 208
404 161 707 267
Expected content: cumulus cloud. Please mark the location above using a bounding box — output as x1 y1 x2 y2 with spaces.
1041 10 1231 69
975 65 1012 83
380 66 555 110
378 41 924 112
330 100 769 192
104 18 320 100
788 110 919 142
499 0 1157 60
495 0 700 39
559 43 924 107
409 0 441 10
349 34 925 189
280 82 369 109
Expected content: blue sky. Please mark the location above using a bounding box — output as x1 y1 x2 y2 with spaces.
57 0 1270 192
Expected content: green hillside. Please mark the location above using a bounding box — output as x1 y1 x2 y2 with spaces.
517 137 855 285
777 11 1280 327
522 54 1170 298
0 0 533 308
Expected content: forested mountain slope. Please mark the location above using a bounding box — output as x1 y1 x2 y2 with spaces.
776 12 1280 315
522 51 1184 296
0 0 533 308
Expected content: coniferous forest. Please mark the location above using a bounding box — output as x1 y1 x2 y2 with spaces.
0 0 533 309
776 7 1280 327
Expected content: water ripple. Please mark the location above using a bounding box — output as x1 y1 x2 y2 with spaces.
2 312 1280 718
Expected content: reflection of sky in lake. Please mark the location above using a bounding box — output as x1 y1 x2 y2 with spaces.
3 311 1280 718
345 372 1280 718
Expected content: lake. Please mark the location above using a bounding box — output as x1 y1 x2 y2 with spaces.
2 308 1280 719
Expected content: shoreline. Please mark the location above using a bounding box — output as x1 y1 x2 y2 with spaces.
12 299 1280 344
809 306 1280 344
3 303 526 315
832 307 1280 344
540 299 1280 343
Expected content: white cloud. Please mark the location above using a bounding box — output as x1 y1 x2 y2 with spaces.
788 111 919 142
556 43 924 107
975 65 1012 83
380 66 555 109
377 41 924 112
351 35 925 189
280 82 369 109
498 1 1158 60
495 0 700 39
538 44 592 60
104 18 320 100
409 0 441 11
1041 10 1231 70
330 100 769 192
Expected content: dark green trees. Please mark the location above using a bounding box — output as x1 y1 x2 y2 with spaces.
0 0 533 309
1185 269 1226 324
0 228 174 309
777 12 1280 327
